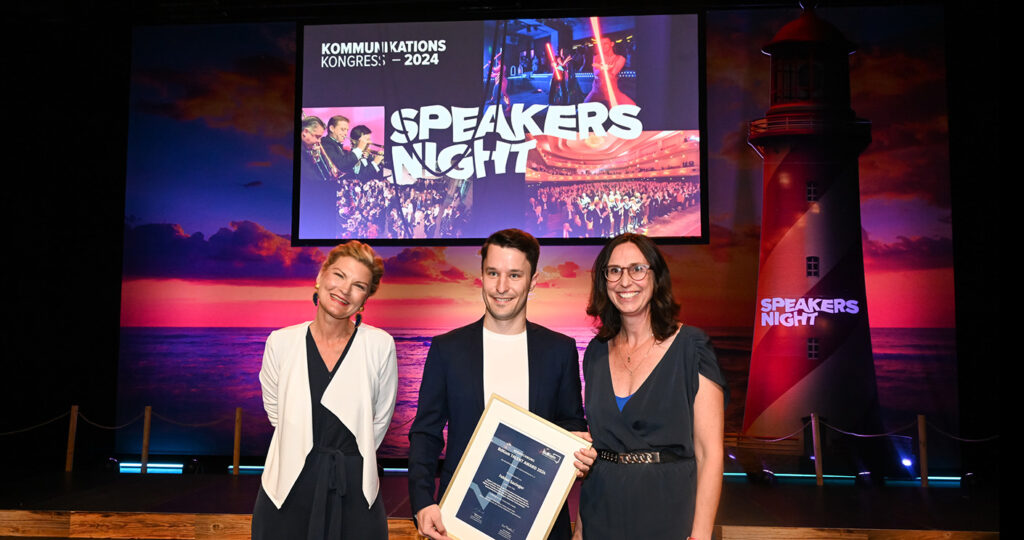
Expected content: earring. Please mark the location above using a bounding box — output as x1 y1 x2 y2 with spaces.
312 292 319 306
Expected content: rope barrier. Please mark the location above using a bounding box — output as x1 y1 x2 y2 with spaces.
4 404 1002 480
820 419 915 439
151 410 233 428
0 410 70 436
927 421 999 443
731 420 809 443
78 411 144 430
2 408 1003 443
815 418 998 443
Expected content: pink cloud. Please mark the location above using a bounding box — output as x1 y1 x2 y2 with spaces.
384 247 471 283
863 232 954 272
123 220 324 280
268 143 292 160
543 261 581 279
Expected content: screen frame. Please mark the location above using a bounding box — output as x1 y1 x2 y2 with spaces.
291 9 709 246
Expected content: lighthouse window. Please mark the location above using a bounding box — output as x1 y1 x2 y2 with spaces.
773 59 804 103
807 337 820 360
806 256 820 277
773 56 827 104
799 60 825 100
807 181 818 202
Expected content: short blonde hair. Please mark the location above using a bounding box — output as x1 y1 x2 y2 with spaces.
320 240 385 296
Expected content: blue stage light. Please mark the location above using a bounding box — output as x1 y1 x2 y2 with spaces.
227 465 264 475
119 462 183 474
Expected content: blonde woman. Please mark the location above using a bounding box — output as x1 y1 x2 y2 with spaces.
252 241 397 540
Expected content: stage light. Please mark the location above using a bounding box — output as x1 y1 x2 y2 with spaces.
545 43 561 81
119 462 183 474
590 17 617 108
227 465 264 475
901 458 913 467
854 470 880 487
777 473 856 480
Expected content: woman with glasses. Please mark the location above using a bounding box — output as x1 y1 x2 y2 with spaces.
574 233 727 540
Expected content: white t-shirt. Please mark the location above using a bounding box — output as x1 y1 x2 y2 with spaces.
482 327 530 409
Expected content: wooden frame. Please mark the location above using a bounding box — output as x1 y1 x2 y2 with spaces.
439 394 589 540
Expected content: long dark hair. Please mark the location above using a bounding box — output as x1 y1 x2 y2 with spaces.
586 233 680 341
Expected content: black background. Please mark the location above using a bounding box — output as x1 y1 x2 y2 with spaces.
5 0 999 479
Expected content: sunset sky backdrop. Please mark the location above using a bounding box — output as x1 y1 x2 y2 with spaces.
120 5 954 332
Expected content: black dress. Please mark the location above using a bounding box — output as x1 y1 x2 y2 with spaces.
252 328 388 540
579 326 727 539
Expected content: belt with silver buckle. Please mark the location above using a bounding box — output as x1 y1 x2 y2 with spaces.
596 449 680 464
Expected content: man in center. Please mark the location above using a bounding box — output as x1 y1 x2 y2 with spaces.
409 228 595 540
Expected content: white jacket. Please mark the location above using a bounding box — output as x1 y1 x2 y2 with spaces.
259 321 398 508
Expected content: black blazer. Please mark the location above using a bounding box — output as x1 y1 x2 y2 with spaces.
408 318 586 539
320 135 358 176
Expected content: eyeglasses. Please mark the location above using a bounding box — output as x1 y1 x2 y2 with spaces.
603 264 651 282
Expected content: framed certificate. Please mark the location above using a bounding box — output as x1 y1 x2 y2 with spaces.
439 394 590 540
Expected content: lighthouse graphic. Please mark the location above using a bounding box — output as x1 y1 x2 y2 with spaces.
743 6 880 439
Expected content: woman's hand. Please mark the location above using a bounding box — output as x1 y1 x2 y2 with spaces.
570 431 597 478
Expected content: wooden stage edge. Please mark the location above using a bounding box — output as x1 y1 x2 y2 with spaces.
0 511 999 540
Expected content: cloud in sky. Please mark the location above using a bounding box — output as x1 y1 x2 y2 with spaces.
863 232 953 272
706 223 760 264
383 247 471 283
268 143 292 160
852 44 951 207
715 122 764 171
544 261 581 279
132 55 295 140
123 220 324 281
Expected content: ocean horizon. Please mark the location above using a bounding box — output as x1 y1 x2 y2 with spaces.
116 325 957 464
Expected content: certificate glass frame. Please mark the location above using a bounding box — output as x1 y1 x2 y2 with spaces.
439 394 589 540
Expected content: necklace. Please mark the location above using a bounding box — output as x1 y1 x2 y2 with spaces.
618 332 655 374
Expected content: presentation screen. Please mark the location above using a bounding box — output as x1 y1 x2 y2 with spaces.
295 14 705 245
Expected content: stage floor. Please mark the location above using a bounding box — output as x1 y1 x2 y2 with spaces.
0 470 998 534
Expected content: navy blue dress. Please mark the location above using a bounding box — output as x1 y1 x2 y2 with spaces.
579 326 727 539
252 327 388 539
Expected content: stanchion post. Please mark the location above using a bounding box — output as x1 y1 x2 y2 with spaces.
233 407 243 476
65 405 79 472
917 414 928 487
141 406 152 474
811 412 823 486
